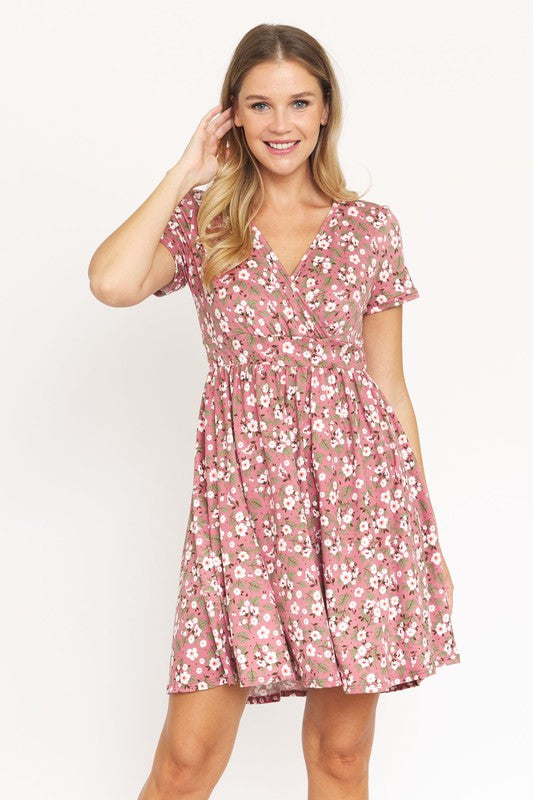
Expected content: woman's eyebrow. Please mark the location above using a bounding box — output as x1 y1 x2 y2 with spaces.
244 91 316 101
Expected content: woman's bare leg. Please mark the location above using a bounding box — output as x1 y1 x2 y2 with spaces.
137 684 251 800
301 687 380 800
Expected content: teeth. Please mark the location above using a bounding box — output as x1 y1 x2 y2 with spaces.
267 141 298 150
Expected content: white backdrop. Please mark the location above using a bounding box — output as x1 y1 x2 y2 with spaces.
2 1 531 797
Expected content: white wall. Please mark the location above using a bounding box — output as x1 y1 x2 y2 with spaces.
1 1 531 797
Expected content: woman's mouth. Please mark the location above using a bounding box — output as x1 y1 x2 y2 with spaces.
264 140 300 155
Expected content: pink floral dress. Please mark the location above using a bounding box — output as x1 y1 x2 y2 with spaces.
154 188 461 704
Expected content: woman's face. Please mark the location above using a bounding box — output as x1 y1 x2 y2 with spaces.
232 59 329 176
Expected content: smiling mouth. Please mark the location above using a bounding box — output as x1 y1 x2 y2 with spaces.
264 141 300 152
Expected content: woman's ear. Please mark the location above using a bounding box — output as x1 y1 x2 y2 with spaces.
321 99 330 126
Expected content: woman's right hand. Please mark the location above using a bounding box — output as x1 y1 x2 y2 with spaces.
173 103 234 188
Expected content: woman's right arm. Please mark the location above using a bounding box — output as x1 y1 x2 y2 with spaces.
88 103 234 307
88 163 195 307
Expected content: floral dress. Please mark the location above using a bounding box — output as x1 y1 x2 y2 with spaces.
154 188 461 704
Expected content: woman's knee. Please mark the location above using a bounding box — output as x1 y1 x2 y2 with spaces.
149 686 250 795
301 688 379 781
317 735 373 784
151 734 220 796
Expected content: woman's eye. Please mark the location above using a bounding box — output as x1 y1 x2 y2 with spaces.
250 100 309 111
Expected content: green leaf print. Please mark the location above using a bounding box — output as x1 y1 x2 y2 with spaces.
337 593 351 609
248 498 264 509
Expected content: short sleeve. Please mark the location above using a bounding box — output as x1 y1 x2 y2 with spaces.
153 188 202 296
364 205 420 314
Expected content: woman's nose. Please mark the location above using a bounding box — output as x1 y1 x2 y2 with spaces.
268 108 294 133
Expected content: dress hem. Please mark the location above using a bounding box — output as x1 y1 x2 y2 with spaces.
166 653 461 705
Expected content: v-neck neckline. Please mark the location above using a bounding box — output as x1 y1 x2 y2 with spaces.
251 200 340 282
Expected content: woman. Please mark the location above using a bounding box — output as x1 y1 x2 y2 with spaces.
89 23 461 800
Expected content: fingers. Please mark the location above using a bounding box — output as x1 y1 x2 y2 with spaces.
209 108 233 132
201 103 233 130
200 103 223 124
206 111 234 152
214 115 234 137
198 104 234 159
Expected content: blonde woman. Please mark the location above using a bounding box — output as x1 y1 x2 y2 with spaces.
89 23 461 800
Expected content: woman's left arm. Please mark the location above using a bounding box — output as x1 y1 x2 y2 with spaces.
362 305 455 612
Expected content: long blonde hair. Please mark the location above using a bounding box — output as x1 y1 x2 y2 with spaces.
198 23 360 292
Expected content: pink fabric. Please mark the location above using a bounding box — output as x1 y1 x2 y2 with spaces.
155 189 461 704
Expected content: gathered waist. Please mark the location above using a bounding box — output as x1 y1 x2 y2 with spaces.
206 333 368 372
